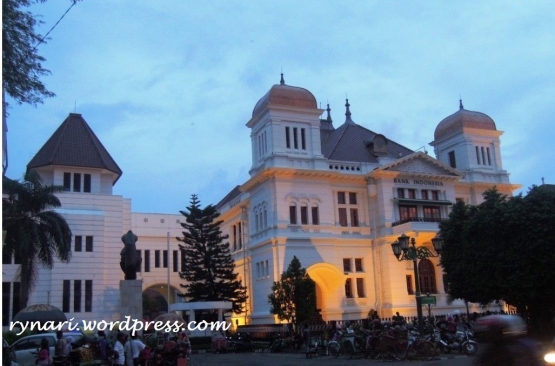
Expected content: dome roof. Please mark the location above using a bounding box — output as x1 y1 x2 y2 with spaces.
252 76 317 117
434 102 497 140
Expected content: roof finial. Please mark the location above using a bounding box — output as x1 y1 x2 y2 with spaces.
326 103 332 122
280 72 285 85
345 98 352 119
459 96 464 110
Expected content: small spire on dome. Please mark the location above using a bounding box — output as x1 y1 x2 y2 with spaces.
326 103 332 122
345 98 354 123
459 97 464 110
280 72 285 85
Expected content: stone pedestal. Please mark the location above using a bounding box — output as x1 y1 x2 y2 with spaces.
120 280 143 326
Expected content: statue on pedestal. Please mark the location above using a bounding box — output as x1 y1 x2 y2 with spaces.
120 230 141 280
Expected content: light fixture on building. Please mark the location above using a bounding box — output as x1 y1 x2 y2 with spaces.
391 233 443 332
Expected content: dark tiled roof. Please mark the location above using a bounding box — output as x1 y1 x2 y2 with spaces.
27 113 122 184
321 118 413 163
215 185 242 211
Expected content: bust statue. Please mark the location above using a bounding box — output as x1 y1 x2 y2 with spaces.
120 230 141 280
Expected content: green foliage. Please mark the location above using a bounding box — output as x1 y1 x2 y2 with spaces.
2 170 73 308
439 186 555 329
177 194 247 313
2 0 55 106
268 256 316 326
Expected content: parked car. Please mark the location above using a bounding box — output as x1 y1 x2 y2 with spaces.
11 331 84 366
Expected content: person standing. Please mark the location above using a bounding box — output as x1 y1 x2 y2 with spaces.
125 334 146 366
114 333 127 366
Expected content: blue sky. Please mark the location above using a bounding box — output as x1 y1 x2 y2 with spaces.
4 1 554 214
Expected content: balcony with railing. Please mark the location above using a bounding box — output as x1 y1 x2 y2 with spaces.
392 216 444 227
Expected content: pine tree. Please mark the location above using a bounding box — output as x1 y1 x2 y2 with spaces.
268 256 316 326
177 194 247 314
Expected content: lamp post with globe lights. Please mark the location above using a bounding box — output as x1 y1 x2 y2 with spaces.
391 233 444 333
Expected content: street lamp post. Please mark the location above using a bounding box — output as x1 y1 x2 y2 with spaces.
391 233 443 333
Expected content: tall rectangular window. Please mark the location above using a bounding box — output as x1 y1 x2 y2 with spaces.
62 280 70 312
345 279 353 298
173 250 178 272
448 151 457 168
337 192 346 204
84 174 91 193
155 250 160 268
301 128 306 150
85 236 93 252
397 188 405 198
356 278 365 297
12 282 20 317
343 258 352 272
338 208 348 227
350 208 359 227
163 250 168 268
476 146 481 164
137 250 142 272
300 206 308 225
311 206 319 225
421 190 429 200
293 127 298 149
408 189 416 199
349 192 357 205
486 147 491 165
73 173 81 192
2 282 10 326
406 275 414 295
75 236 82 252
285 127 290 148
289 205 297 225
238 223 242 249
85 280 92 312
63 173 71 191
431 190 439 200
232 225 237 251
74 280 81 312
481 147 486 166
355 258 363 272
144 250 150 272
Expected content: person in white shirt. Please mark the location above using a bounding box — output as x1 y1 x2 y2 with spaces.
114 333 127 366
124 334 146 366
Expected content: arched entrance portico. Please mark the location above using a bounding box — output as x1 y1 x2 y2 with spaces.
143 284 180 320
306 263 346 321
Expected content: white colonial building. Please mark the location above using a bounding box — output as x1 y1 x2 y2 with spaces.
2 76 519 328
2 113 186 327
216 76 519 326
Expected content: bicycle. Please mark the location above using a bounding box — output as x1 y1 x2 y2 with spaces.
380 326 435 362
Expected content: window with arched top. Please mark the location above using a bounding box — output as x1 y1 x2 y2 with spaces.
418 258 437 294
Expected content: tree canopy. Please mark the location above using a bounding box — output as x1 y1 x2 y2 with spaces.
176 194 247 314
3 0 55 106
268 256 316 326
439 186 555 331
2 170 73 308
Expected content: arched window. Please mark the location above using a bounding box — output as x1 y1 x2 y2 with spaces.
418 258 437 294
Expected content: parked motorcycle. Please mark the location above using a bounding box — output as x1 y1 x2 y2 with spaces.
437 325 478 355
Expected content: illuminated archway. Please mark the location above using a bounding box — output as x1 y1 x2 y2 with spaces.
306 262 345 320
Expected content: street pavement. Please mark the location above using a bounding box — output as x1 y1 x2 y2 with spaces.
189 350 475 366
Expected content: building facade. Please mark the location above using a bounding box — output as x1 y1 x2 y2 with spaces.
216 77 519 326
2 77 519 328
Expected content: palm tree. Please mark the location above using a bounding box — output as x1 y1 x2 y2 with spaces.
2 170 72 308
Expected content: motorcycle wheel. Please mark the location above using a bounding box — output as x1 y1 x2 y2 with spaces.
380 344 397 362
343 340 355 359
328 341 341 358
463 341 478 355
